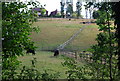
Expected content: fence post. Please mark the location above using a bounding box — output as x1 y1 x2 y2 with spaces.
75 51 77 59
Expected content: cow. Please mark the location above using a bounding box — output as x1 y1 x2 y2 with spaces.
26 48 36 55
83 22 86 24
69 18 71 21
54 49 59 56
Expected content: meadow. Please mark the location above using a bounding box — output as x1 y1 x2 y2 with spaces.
18 51 68 78
18 18 99 78
31 18 99 51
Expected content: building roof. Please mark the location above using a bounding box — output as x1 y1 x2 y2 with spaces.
32 8 41 12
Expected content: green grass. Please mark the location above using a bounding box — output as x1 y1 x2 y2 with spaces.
31 20 81 50
65 25 99 51
18 51 70 78
18 51 85 78
31 19 99 51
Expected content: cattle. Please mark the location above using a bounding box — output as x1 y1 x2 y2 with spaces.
69 18 71 21
83 22 86 24
83 51 86 53
54 49 59 56
26 48 36 55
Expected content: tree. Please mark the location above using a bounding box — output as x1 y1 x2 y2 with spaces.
84 2 89 19
2 2 39 80
41 8 46 16
90 2 119 80
91 2 120 79
60 2 65 18
92 10 99 19
76 2 82 19
66 3 73 17
84 2 96 19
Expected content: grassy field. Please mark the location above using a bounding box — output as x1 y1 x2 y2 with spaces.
31 18 99 51
18 51 86 79
18 18 99 79
65 25 99 51
18 51 68 78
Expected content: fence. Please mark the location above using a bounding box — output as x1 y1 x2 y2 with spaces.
60 51 92 60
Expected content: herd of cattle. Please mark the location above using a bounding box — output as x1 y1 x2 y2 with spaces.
25 48 59 56
26 47 92 61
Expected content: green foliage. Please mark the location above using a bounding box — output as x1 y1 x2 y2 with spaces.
17 58 40 80
18 58 60 80
90 2 118 80
55 12 61 18
2 57 21 80
62 57 91 79
111 2 120 75
60 2 65 18
66 4 73 15
76 2 82 18
72 12 77 18
92 10 99 19
72 12 83 19
41 70 60 81
2 2 37 58
84 2 94 19
2 2 39 80
41 8 46 16
96 10 111 25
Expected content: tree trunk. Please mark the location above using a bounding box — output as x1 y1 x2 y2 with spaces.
113 2 120 75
